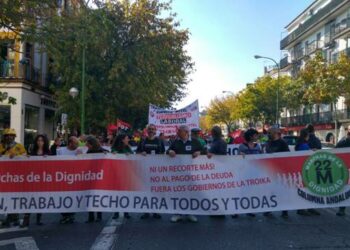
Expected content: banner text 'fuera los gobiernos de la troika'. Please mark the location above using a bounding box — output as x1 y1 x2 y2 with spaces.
0 149 350 215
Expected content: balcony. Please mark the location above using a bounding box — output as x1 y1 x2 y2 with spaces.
306 40 323 55
280 56 290 69
325 16 350 46
0 60 42 85
293 47 305 61
281 111 334 127
330 47 350 63
337 109 350 120
280 0 345 49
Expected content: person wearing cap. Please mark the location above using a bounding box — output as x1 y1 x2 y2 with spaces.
0 128 26 227
167 125 205 223
191 128 206 148
0 128 26 158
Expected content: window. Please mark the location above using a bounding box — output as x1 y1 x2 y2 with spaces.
0 105 10 136
24 105 39 148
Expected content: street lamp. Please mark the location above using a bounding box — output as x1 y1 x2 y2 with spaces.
69 86 85 134
69 87 79 98
254 55 280 126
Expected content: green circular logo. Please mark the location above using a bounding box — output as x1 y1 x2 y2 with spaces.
302 151 349 196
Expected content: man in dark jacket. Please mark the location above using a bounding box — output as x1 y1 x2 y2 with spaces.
137 124 165 155
167 125 205 223
306 124 322 149
266 127 290 218
137 124 164 219
207 126 227 157
265 128 290 154
167 126 205 157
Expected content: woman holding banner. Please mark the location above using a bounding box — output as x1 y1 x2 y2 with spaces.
85 136 109 223
295 128 321 216
21 134 51 227
233 129 262 218
111 133 132 219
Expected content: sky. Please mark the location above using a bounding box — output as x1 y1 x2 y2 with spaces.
172 0 315 110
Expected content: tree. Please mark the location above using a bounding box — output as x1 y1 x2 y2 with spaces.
0 0 56 38
298 51 339 105
235 75 292 125
207 95 239 133
31 0 193 132
0 0 54 105
199 114 212 133
329 52 350 106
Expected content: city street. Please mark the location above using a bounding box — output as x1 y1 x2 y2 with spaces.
1 208 350 250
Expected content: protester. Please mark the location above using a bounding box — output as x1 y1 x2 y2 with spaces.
22 134 51 227
334 131 350 216
265 128 290 154
0 128 27 227
111 133 133 219
50 136 63 156
56 136 82 224
295 129 320 216
265 127 290 218
137 124 165 219
111 133 133 155
305 124 322 150
85 136 109 223
207 126 227 218
325 132 335 145
235 128 261 218
0 128 26 157
78 134 86 147
191 128 206 148
238 129 262 155
167 125 205 223
295 128 310 151
207 126 227 157
233 131 245 144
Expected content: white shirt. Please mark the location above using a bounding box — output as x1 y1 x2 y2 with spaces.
57 147 80 156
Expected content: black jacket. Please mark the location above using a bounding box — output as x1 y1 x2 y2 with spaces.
336 138 350 148
136 137 165 154
209 138 227 155
167 138 205 155
308 134 322 150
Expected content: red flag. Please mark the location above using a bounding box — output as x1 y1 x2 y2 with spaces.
116 119 131 130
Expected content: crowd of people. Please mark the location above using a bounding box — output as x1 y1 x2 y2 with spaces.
0 123 348 228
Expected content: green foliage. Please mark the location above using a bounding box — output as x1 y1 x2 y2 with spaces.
207 95 239 132
235 75 292 124
298 51 340 105
0 0 53 105
28 0 193 132
329 53 350 105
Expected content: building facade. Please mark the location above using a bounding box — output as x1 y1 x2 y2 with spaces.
0 30 56 147
279 0 350 141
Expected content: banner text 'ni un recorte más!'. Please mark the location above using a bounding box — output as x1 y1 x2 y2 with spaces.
0 149 350 214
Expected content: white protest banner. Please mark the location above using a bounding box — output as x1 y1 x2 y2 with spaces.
1 149 350 215
148 100 199 136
